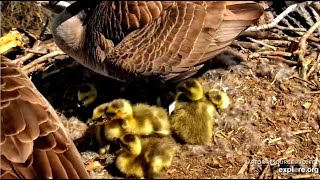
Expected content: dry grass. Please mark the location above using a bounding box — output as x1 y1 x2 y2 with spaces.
1 1 50 36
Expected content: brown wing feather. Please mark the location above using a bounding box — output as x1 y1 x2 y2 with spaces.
0 60 89 179
108 1 264 82
52 1 264 83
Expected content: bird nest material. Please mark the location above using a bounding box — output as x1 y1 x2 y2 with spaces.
1 1 320 179
0 1 50 37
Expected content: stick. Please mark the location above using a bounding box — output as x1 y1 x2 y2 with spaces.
252 51 292 57
305 91 320 94
311 1 320 15
266 56 298 65
292 76 317 88
232 41 261 51
294 20 320 79
237 162 249 175
246 3 299 32
260 39 292 47
291 174 316 179
247 37 277 51
12 40 41 65
306 53 320 77
22 50 65 72
275 25 307 32
24 48 48 54
292 129 313 135
314 74 320 87
258 164 270 179
297 3 319 32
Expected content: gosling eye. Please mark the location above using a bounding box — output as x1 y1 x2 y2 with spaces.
105 112 117 117
185 80 197 87
177 86 186 92
209 91 222 101
213 94 222 101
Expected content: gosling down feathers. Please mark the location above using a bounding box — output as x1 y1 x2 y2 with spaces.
77 83 98 108
170 78 217 145
93 99 171 137
52 1 264 83
0 60 89 179
91 103 126 154
116 134 178 179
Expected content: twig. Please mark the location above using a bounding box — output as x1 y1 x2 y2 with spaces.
291 76 318 88
40 16 50 41
286 13 305 29
240 31 282 40
270 29 300 42
306 53 320 77
1 55 12 61
275 25 307 32
12 40 41 64
265 56 298 65
260 39 292 47
314 73 320 87
22 50 66 73
266 137 282 144
247 37 277 51
310 5 320 23
237 162 249 175
309 41 320 50
311 1 320 15
292 129 313 135
294 20 320 80
291 174 316 179
251 51 292 58
24 63 46 75
24 48 48 54
232 41 261 51
246 3 299 32
297 3 318 32
305 91 320 94
258 164 270 179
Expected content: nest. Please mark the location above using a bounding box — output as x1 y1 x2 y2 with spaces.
0 1 51 37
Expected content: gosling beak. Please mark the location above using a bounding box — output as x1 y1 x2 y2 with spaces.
77 101 85 108
90 113 112 125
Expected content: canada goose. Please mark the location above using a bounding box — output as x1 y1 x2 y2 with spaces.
90 103 125 154
77 83 97 108
0 59 89 179
115 134 177 179
102 99 171 136
51 1 265 83
170 78 218 145
206 85 230 112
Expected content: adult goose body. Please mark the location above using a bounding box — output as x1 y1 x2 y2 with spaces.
0 60 89 179
52 1 264 83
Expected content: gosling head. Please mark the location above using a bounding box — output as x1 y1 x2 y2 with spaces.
92 102 109 121
119 134 142 155
77 83 97 108
176 78 204 101
104 99 133 120
206 86 230 111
